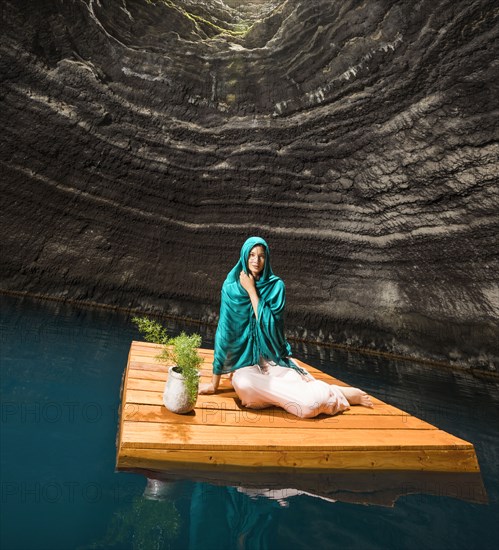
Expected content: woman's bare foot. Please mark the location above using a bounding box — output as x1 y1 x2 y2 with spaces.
338 386 374 408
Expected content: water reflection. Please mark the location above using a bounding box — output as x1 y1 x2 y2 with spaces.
84 479 181 550
129 469 487 511
96 471 486 550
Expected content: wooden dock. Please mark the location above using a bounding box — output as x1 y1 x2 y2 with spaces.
116 341 481 474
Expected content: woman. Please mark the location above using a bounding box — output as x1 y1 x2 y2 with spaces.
199 236 373 418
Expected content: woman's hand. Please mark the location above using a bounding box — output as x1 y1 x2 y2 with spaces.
199 374 221 395
198 382 216 394
239 270 256 293
240 270 260 317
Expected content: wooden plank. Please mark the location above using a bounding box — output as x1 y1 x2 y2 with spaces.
126 389 164 405
130 344 213 359
121 403 437 430
124 388 395 415
128 343 345 381
206 401 408 416
127 368 344 384
131 341 212 355
125 376 380 400
197 397 408 416
128 368 168 381
127 378 167 392
117 447 480 472
120 421 472 451
128 362 210 373
126 374 384 405
124 387 410 416
129 344 342 382
129 360 168 372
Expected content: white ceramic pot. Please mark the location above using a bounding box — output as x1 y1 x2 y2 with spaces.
163 366 199 414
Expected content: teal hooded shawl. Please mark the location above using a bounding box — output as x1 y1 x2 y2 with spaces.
213 237 297 375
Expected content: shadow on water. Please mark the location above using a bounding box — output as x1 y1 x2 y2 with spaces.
1 294 499 550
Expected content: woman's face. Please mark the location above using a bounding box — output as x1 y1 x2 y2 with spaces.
247 245 266 279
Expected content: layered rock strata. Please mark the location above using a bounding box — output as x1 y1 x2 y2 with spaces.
1 0 498 368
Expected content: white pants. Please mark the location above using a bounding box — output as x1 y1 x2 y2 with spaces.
231 363 350 419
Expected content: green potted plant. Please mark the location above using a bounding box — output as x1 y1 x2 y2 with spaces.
132 316 203 414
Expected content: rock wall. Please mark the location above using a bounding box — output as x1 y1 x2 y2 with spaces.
1 0 498 368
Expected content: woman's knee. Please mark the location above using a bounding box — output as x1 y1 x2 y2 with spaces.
283 401 320 419
232 372 254 394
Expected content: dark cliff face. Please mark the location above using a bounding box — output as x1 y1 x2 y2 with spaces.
1 0 498 368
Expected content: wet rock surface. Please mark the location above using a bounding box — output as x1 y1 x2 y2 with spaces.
1 0 498 368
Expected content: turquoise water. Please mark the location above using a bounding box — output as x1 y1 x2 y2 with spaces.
1 294 498 550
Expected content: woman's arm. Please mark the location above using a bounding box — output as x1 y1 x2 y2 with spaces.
239 271 259 317
198 374 221 394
